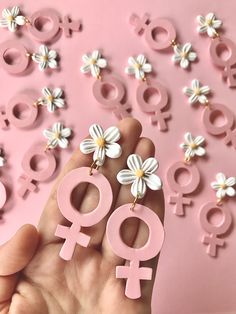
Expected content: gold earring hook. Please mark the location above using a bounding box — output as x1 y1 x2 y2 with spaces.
89 159 100 176
130 193 140 211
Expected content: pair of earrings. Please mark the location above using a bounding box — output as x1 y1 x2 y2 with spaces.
0 149 7 220
183 79 236 149
80 51 171 131
55 123 164 299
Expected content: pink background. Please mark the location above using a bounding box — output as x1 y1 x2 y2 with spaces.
0 0 236 313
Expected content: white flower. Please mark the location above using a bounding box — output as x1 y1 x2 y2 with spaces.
172 43 197 69
125 54 152 80
0 6 26 32
180 132 206 161
43 122 72 149
211 173 236 201
80 124 122 166
183 79 210 104
117 154 162 199
197 13 222 38
32 45 58 72
80 50 107 78
0 149 6 167
40 87 65 113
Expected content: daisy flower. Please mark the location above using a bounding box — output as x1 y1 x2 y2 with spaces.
117 154 162 199
80 50 107 79
211 173 236 201
32 45 58 71
197 13 222 38
0 6 26 32
40 87 65 113
183 79 210 104
180 132 206 161
172 43 197 69
125 54 152 80
43 122 72 149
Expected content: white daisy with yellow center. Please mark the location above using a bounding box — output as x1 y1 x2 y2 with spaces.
0 6 26 32
41 87 65 113
43 122 72 149
125 54 152 80
80 50 107 78
180 132 206 161
211 173 236 201
197 13 222 38
32 45 58 72
172 43 197 69
183 79 210 105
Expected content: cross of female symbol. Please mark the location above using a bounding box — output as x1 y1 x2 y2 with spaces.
55 167 113 261
106 203 164 299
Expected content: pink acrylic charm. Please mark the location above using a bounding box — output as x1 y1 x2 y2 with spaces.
209 37 236 87
55 167 113 260
28 8 81 42
106 203 164 299
167 161 200 216
136 79 170 131
92 75 131 119
199 202 232 257
202 103 236 149
129 13 176 50
0 94 38 129
0 182 7 220
0 40 29 74
18 142 56 198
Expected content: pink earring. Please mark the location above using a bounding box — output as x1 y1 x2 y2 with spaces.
200 173 236 257
125 54 170 131
183 79 236 149
106 153 164 299
55 124 122 260
167 132 205 216
18 122 72 198
0 87 65 129
0 6 81 42
0 149 7 221
197 13 236 87
129 13 197 70
80 50 132 119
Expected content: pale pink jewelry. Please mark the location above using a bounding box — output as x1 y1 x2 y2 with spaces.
183 79 236 149
17 122 72 198
125 54 170 131
0 6 81 42
197 13 236 87
80 50 132 119
167 132 205 216
55 124 122 260
199 173 236 257
0 149 7 220
106 154 164 299
129 13 197 69
0 42 58 74
0 87 65 129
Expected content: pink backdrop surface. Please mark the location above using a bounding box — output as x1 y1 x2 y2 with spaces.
0 0 236 313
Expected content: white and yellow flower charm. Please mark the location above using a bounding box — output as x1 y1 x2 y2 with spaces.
211 173 236 203
43 122 72 150
36 87 65 113
31 45 58 71
117 154 162 200
172 43 197 69
0 149 6 167
183 79 210 105
80 50 107 79
0 6 27 32
180 132 206 162
197 13 222 38
125 54 152 80
80 124 122 166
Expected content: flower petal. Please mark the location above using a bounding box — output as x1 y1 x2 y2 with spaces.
211 182 221 190
93 147 106 166
195 146 206 156
39 61 48 71
117 169 136 185
184 132 194 145
8 21 16 32
182 43 192 53
136 54 146 66
194 135 205 146
2 9 11 18
142 157 158 173
105 142 122 158
42 87 52 97
15 15 26 25
142 63 152 73
43 129 54 140
212 19 222 29
225 177 236 187
61 127 71 138
180 58 189 69
125 66 136 75
53 122 62 134
32 53 42 63
48 59 57 69
189 93 199 104
0 19 9 27
48 138 58 149
127 154 142 172
226 187 236 197
58 138 69 149
216 188 226 199
197 25 208 33
48 50 57 60
196 15 206 25
89 124 104 140
91 64 100 78
216 173 226 185
131 178 146 198
206 13 215 22
82 53 91 63
0 156 5 167
198 95 207 104
183 87 193 96
52 88 63 98
80 64 91 73
39 45 48 56
207 27 217 38
200 85 210 95
143 173 162 190
128 56 137 66
53 98 65 108
188 52 197 61
104 126 120 143
11 6 20 17
80 139 96 154
192 79 200 90
92 50 100 61
97 58 107 68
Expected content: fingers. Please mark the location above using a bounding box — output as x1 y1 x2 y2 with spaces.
38 118 142 246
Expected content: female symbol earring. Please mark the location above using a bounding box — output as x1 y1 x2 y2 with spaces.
183 79 236 149
0 41 58 74
125 54 170 131
0 149 7 221
0 6 81 42
106 154 164 299
0 87 65 129
129 13 197 69
80 50 132 119
199 173 236 257
166 132 205 216
197 13 236 87
55 124 122 260
17 122 72 198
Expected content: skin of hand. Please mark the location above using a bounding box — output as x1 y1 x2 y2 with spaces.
0 118 165 314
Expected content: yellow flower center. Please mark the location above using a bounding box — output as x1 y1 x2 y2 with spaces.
220 183 227 189
42 55 48 62
135 169 144 178
96 137 105 147
190 142 197 149
47 95 54 102
181 51 188 58
206 19 213 26
135 63 141 69
194 88 201 95
7 15 14 22
54 132 60 139
90 58 96 65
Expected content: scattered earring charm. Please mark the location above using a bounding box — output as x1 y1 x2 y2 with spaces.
80 50 107 79
180 132 206 162
38 87 65 113
183 79 210 105
31 45 58 71
0 6 27 32
172 42 197 69
197 13 222 38
211 173 236 204
125 54 152 80
43 122 72 150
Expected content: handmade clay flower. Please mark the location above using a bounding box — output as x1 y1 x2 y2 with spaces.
0 6 26 32
80 50 107 78
183 79 210 104
80 124 122 166
180 132 206 161
125 54 152 80
211 173 236 201
172 43 197 69
32 45 58 71
0 149 5 167
197 13 222 38
43 122 72 149
117 154 162 199
40 87 65 113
